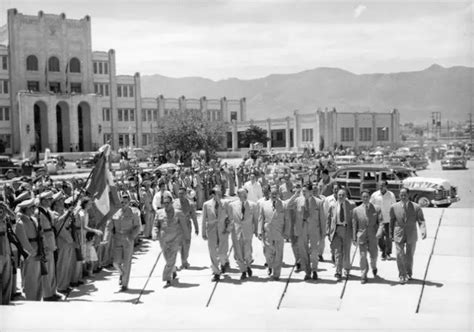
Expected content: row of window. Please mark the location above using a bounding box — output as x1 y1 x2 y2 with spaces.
0 80 8 94
26 55 81 73
118 108 135 122
94 83 110 96
93 61 109 75
341 127 389 142
1 56 7 70
117 84 134 98
142 109 159 122
0 107 10 121
102 133 158 147
302 128 313 142
26 81 82 93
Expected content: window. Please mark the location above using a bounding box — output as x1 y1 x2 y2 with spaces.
124 109 129 122
230 111 238 121
348 171 361 180
48 56 60 72
335 171 348 180
99 84 104 96
94 83 98 94
93 62 97 74
153 109 158 121
118 109 123 121
118 133 131 147
69 57 80 73
379 172 396 181
129 85 134 97
70 83 81 93
142 134 148 146
123 85 128 97
364 171 376 181
142 109 147 122
26 55 38 71
377 127 389 141
117 86 122 97
105 84 109 96
0 80 8 94
302 128 313 142
130 109 135 121
341 127 354 142
99 62 103 74
1 56 7 70
27 81 40 91
49 82 61 93
359 127 372 141
0 107 9 121
103 108 110 122
104 63 108 74
103 133 112 144
0 134 11 149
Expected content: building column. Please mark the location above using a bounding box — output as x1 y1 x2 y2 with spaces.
285 116 291 150
69 98 79 151
47 97 58 152
293 110 299 151
232 120 238 152
354 113 359 152
372 113 376 147
108 49 119 150
134 72 142 147
266 118 272 150
240 98 246 121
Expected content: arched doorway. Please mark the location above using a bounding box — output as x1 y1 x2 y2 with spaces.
33 101 49 152
78 101 92 151
56 101 70 152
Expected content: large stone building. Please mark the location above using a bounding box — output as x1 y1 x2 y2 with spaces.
228 108 401 152
0 9 246 156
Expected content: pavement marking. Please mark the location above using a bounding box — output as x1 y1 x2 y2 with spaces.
415 208 445 314
337 245 359 311
134 250 163 305
205 245 234 308
276 260 298 310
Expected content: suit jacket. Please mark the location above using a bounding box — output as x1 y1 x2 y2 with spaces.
295 196 326 239
258 196 296 240
202 198 230 235
326 199 355 242
389 201 425 244
229 200 258 241
352 203 383 244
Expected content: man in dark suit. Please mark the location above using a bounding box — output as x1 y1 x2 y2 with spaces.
389 188 427 284
352 190 384 284
327 188 355 281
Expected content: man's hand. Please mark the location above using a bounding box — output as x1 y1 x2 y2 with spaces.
195 229 199 236
202 232 208 241
257 233 262 241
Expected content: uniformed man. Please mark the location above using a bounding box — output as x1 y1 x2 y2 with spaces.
14 198 42 301
103 192 141 291
36 191 62 301
140 180 155 239
279 176 299 270
175 187 199 269
228 188 258 280
258 186 298 280
0 201 13 304
202 188 231 281
153 194 187 287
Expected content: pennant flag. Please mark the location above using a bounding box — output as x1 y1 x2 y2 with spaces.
85 144 121 222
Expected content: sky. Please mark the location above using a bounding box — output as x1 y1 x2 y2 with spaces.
0 0 472 80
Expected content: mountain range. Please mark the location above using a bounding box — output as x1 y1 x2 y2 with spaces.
140 64 473 123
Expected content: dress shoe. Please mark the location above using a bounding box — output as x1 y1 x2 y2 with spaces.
318 255 324 262
220 265 226 274
247 267 253 277
271 276 280 281
399 277 407 284
304 274 311 281
264 263 268 267
312 271 318 280
52 293 64 300
381 255 387 261
77 280 84 285
361 278 368 284
212 274 220 282
240 272 247 280
165 280 171 287
120 286 128 292
43 296 60 302
181 262 190 269
172 272 177 280
267 268 273 276
295 263 302 273
343 269 350 278
372 268 378 277
407 274 413 280
335 273 342 281
58 288 71 295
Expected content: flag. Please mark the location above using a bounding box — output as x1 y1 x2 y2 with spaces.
85 144 121 222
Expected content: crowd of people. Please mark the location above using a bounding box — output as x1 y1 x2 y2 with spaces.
0 152 427 304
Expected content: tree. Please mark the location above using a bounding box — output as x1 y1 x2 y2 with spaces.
240 125 270 147
157 110 227 163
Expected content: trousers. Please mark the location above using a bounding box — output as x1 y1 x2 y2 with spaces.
299 223 321 274
56 244 74 291
161 238 180 281
22 256 42 301
113 240 134 287
0 255 12 304
232 234 252 272
359 239 378 278
206 225 229 274
378 223 392 257
262 233 284 277
42 251 57 298
395 241 416 278
330 225 352 274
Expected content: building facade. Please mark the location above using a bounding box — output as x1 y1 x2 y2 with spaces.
228 108 401 152
0 9 246 156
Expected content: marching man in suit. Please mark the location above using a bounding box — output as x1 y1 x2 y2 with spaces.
352 190 384 284
389 188 427 284
229 188 258 280
327 188 355 281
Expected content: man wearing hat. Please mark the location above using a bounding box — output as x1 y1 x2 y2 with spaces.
36 191 61 301
14 198 42 300
318 169 335 197
103 192 141 291
140 180 155 239
174 187 199 269
0 201 14 304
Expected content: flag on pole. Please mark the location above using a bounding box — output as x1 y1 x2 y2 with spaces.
85 144 121 221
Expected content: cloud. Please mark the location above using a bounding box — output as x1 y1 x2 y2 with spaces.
353 4 367 19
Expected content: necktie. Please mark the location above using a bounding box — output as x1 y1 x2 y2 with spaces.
241 202 246 220
304 198 310 220
272 200 276 211
403 203 407 222
340 203 345 224
160 193 164 206
215 200 219 218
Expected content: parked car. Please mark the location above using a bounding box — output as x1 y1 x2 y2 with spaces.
332 164 459 207
76 153 99 168
441 149 467 170
334 155 359 168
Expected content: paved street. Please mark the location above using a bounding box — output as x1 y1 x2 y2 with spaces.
0 161 472 331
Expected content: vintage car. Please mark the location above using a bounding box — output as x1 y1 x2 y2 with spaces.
334 155 359 168
75 153 100 168
332 164 459 207
441 149 467 170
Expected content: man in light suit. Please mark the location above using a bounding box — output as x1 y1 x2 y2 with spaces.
352 190 384 284
258 186 299 280
390 188 427 284
327 188 355 281
229 188 258 280
296 183 326 281
202 188 231 281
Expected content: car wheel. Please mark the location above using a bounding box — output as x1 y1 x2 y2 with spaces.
417 196 431 208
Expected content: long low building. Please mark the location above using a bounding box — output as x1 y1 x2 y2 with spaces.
227 108 401 152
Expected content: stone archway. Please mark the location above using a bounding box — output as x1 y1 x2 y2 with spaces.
78 101 92 151
33 101 49 152
56 101 71 152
